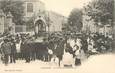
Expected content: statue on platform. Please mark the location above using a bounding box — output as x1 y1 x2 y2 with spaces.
34 16 46 37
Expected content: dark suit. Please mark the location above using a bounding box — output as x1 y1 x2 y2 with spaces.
10 42 16 63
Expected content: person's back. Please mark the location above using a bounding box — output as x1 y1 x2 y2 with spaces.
62 48 74 67
62 52 74 66
1 42 11 55
1 40 11 65
55 40 64 56
11 42 16 54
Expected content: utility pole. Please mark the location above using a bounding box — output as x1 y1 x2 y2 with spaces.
47 12 50 34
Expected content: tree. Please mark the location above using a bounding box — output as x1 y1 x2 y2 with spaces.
84 0 114 25
0 0 24 25
26 16 35 31
68 8 83 32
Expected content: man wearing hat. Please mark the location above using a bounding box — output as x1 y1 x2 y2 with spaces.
10 38 16 63
1 39 11 65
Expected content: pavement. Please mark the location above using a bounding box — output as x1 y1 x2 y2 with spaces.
0 53 115 73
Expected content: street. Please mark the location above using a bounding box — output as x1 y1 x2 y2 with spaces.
0 53 115 73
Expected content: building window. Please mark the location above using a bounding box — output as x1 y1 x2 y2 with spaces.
27 3 33 12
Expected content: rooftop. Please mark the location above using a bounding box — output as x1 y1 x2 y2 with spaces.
0 0 44 4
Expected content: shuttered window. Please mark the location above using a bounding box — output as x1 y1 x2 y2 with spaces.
27 3 33 12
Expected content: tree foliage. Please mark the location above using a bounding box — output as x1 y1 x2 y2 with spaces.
84 0 114 25
68 8 83 32
0 0 24 25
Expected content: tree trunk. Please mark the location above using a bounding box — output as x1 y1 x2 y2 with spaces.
112 1 115 52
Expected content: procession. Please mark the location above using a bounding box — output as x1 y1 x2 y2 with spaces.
0 31 113 67
0 0 114 70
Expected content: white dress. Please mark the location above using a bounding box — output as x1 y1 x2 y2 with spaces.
50 56 59 67
16 41 21 53
62 52 74 66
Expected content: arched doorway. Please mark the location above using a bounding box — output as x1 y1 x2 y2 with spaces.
34 17 46 37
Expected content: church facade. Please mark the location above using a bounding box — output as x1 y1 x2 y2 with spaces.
0 0 67 35
22 0 67 34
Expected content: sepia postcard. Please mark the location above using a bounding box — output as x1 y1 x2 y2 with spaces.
0 0 115 73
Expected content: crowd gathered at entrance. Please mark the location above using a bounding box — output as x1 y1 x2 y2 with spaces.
0 32 113 67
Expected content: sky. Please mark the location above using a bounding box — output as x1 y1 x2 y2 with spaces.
40 0 92 17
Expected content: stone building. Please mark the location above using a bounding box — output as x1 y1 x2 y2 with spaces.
23 0 45 21
45 11 67 32
0 0 67 35
22 0 67 33
0 10 15 34
14 0 45 33
32 11 67 36
82 10 113 37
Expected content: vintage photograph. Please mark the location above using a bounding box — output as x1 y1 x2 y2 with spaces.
0 0 115 73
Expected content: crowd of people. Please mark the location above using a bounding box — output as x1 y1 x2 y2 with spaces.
0 32 113 67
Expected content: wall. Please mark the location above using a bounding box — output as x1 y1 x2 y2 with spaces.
23 0 45 21
15 25 26 33
82 14 113 36
47 11 67 32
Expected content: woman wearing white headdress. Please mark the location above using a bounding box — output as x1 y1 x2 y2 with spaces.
16 39 22 59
